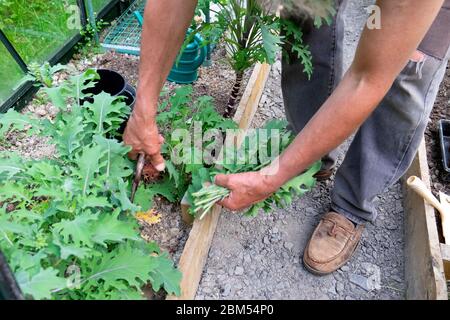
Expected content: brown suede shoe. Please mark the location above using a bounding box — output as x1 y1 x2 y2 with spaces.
303 212 364 275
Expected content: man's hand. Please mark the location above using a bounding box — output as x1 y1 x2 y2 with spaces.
123 104 165 171
122 0 197 170
215 171 281 211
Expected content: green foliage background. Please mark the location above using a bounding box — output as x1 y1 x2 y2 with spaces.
0 69 181 300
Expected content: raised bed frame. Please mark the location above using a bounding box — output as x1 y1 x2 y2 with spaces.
167 63 271 300
403 138 449 300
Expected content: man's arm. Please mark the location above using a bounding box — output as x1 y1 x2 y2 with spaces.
123 0 197 170
216 0 444 210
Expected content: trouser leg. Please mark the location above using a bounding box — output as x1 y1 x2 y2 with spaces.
332 47 450 224
281 0 347 170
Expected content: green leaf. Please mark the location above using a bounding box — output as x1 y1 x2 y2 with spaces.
0 182 33 203
91 209 140 247
263 119 289 131
149 253 182 296
78 195 112 210
9 250 45 274
112 178 140 213
291 43 313 79
0 109 38 135
0 214 30 246
65 69 99 102
148 179 177 203
53 234 93 259
55 113 85 156
165 160 180 188
281 161 321 196
52 211 97 247
133 185 154 212
85 243 158 291
260 22 282 64
134 178 178 211
16 268 66 300
84 92 128 134
42 86 66 109
0 153 25 180
26 161 64 184
106 287 145 300
73 144 105 195
94 135 133 179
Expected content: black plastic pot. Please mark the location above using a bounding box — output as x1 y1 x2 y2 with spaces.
81 69 136 138
83 69 127 98
439 119 450 173
117 83 136 136
122 83 136 110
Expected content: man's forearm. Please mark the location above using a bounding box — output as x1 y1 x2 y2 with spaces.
263 0 444 188
264 69 388 186
135 0 197 120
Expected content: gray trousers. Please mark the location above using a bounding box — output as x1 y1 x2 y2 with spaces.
282 0 450 223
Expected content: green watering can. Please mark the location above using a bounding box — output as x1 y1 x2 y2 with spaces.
168 32 207 84
134 11 207 84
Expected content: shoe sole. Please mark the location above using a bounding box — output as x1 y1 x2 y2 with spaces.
314 170 334 182
302 240 361 276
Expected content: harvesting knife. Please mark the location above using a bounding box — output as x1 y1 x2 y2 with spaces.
130 153 145 203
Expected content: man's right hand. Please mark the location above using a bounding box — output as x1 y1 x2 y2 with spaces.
123 103 165 171
122 0 198 171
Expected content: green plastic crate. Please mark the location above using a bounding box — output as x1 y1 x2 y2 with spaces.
101 0 146 55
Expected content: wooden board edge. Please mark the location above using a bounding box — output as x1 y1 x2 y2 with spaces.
403 138 448 300
167 63 271 300
180 193 195 225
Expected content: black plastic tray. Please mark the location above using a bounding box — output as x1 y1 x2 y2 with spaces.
439 119 450 173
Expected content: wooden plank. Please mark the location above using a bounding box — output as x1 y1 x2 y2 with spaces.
403 138 448 300
167 63 271 300
441 243 450 280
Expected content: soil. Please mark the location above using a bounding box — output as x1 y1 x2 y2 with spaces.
142 162 161 183
0 130 56 160
139 197 190 265
425 64 450 197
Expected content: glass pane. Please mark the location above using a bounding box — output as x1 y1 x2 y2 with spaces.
0 43 25 105
0 0 80 65
91 0 113 13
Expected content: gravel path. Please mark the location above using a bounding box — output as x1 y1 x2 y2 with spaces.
196 0 406 300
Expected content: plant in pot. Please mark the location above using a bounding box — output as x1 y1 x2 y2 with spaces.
191 0 334 118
